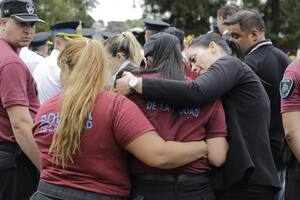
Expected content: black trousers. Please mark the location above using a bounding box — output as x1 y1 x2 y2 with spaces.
131 174 215 200
30 181 128 200
30 192 60 200
215 182 276 200
285 162 300 200
0 149 39 200
30 192 125 200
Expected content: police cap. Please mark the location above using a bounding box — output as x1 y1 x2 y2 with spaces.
164 27 185 48
30 32 51 47
50 20 83 38
82 28 95 39
100 31 115 40
0 0 44 23
144 19 170 32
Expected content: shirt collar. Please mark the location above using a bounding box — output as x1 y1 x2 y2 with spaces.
246 39 272 56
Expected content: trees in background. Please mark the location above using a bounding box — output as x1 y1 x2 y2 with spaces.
143 0 226 35
32 0 299 51
34 0 98 31
143 0 300 51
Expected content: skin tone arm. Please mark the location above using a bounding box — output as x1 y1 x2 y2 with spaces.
207 137 228 167
282 111 300 162
7 106 40 170
126 131 208 169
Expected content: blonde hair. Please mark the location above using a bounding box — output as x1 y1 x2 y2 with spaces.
50 38 108 167
104 31 143 66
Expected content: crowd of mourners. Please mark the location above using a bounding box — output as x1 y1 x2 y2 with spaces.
1 0 300 200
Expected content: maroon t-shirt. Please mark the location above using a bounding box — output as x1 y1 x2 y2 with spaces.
129 73 227 174
281 59 300 113
33 91 154 197
0 39 40 142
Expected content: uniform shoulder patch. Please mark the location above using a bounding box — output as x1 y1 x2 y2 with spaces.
280 77 294 99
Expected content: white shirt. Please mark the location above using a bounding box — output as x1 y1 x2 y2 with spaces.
33 49 61 105
19 47 45 73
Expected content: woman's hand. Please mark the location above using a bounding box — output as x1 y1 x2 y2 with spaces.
115 72 143 95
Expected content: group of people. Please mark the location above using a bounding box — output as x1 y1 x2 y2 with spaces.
1 0 300 200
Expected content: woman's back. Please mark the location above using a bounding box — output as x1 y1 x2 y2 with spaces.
34 91 154 196
128 32 227 175
129 73 226 174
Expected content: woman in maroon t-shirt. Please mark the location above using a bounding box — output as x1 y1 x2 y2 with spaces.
128 33 228 200
31 38 208 200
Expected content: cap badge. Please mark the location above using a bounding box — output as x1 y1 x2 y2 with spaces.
26 3 35 14
75 21 83 36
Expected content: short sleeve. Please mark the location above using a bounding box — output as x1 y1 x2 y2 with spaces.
0 62 29 108
112 95 155 147
281 70 300 113
206 100 227 139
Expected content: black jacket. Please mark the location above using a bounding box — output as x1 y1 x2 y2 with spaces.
142 56 281 190
245 40 291 169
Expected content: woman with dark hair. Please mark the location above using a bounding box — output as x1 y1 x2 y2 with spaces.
128 32 228 200
116 33 281 200
30 38 209 200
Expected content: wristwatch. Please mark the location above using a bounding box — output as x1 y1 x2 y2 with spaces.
128 76 139 91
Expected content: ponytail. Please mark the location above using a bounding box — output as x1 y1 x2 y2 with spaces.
50 38 109 167
105 31 143 66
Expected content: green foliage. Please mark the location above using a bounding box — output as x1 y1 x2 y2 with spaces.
34 0 98 32
280 0 300 49
143 0 300 51
143 0 226 35
126 19 144 28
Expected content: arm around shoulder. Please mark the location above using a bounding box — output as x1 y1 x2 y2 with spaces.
141 57 243 106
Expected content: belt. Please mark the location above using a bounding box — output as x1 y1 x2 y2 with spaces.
133 173 209 183
37 181 128 200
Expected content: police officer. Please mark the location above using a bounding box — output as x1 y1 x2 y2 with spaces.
0 0 44 199
216 4 240 39
144 19 170 42
20 32 51 73
29 31 52 57
280 59 300 200
83 27 95 39
33 20 83 104
100 31 115 41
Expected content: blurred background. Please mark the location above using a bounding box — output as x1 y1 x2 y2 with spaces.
1 0 299 56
